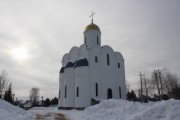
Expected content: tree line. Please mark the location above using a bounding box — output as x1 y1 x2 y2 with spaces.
1 68 179 107
0 70 58 108
29 87 58 107
127 68 180 102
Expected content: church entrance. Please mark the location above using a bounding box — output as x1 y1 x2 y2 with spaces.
107 88 112 99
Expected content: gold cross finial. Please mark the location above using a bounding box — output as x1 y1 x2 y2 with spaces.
89 11 95 24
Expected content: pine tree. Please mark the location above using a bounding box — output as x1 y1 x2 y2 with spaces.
4 83 13 104
44 98 50 107
50 97 58 105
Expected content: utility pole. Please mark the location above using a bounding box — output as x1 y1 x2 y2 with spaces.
139 71 143 103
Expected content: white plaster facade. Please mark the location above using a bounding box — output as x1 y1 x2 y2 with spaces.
58 22 126 109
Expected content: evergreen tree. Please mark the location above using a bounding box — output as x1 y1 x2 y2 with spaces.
126 90 137 100
50 97 58 105
4 83 13 104
130 90 137 99
44 98 50 107
126 91 131 100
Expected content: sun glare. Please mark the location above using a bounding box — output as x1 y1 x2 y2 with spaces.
11 47 29 60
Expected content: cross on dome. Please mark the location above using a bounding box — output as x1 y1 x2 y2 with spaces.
84 11 100 32
89 11 95 24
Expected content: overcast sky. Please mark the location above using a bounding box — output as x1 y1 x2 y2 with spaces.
0 0 180 100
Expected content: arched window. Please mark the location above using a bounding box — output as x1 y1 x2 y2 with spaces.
95 56 98 63
77 87 79 97
119 86 121 98
107 88 112 99
118 63 120 68
97 36 99 45
96 83 98 96
65 85 67 98
107 54 110 65
59 90 61 98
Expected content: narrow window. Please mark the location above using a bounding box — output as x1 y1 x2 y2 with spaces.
96 83 98 96
107 54 110 65
77 87 79 97
119 86 121 98
97 36 99 45
107 88 112 99
118 63 120 68
84 36 87 44
59 90 61 98
65 85 67 98
95 56 98 63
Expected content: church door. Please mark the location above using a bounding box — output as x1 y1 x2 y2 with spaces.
107 88 112 99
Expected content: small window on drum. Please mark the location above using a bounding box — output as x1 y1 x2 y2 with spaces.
107 54 110 65
118 63 120 68
84 36 87 44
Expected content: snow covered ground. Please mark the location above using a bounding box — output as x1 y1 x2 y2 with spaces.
0 99 33 120
84 99 180 120
0 99 180 120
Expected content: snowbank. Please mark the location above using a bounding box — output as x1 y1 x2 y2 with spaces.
84 99 180 120
0 99 33 120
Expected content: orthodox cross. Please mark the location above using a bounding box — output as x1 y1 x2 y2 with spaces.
89 11 95 23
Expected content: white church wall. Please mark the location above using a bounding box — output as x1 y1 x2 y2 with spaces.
75 67 90 108
115 52 126 99
89 46 102 99
101 45 119 99
121 62 126 99
84 30 101 47
116 52 126 99
120 58 126 99
63 68 75 108
59 73 64 107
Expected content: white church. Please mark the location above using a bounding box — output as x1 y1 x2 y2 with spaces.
58 15 126 109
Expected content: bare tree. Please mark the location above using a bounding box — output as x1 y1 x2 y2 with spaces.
29 87 40 104
163 70 178 97
151 70 161 99
0 70 8 99
150 68 179 99
138 73 153 102
142 74 149 99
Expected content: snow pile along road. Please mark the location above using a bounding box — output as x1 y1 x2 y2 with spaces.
0 99 33 120
84 99 180 120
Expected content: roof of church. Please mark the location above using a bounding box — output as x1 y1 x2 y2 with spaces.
60 67 65 73
84 23 101 32
60 58 89 73
74 58 88 68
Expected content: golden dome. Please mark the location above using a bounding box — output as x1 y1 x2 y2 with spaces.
84 23 101 32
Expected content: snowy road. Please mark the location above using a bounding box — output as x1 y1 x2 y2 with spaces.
29 107 85 120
